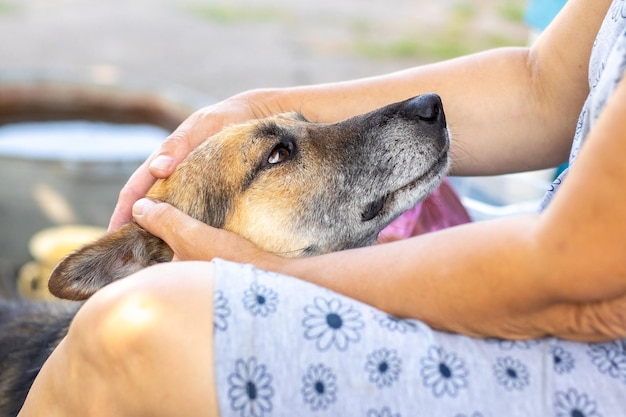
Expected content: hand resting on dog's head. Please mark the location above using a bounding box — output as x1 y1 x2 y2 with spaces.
109 91 282 232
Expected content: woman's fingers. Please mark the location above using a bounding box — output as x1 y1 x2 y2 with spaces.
108 110 229 232
131 198 264 263
107 90 285 232
108 158 159 231
132 199 206 260
148 111 221 178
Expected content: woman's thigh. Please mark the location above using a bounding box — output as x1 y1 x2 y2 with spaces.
211 259 626 417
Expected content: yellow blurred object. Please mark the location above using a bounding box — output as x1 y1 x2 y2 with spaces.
18 225 106 300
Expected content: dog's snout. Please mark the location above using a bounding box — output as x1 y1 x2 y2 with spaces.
403 93 445 125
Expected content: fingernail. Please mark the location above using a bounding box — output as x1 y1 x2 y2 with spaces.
150 155 174 173
132 198 154 217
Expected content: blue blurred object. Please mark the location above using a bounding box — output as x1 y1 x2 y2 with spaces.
525 0 568 31
525 0 569 179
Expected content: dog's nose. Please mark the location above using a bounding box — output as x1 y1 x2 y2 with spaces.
403 93 446 125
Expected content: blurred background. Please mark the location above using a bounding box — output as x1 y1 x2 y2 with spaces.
0 0 528 97
0 0 530 299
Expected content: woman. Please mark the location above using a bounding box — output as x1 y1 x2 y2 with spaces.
20 0 626 415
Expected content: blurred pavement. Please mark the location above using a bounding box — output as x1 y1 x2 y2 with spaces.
0 0 528 103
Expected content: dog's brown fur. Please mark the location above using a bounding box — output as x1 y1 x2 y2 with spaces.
1 94 449 417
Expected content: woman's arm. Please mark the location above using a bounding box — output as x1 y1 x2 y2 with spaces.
132 77 626 341
110 0 610 230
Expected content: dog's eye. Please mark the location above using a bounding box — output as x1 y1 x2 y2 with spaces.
268 144 291 164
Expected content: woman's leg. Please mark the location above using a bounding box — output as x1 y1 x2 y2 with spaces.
18 258 626 416
18 261 220 417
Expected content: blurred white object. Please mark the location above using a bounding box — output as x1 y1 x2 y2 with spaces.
450 169 556 221
0 120 167 268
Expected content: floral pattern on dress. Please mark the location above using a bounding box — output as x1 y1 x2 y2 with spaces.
366 406 401 417
214 289 231 332
243 283 279 317
551 345 575 375
302 296 364 352
555 388 603 417
588 340 626 383
420 345 469 398
611 0 626 21
365 348 402 388
487 338 541 351
302 363 338 411
373 312 420 334
227 357 274 417
493 356 530 391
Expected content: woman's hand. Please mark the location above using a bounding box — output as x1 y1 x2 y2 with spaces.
108 89 288 231
131 198 282 268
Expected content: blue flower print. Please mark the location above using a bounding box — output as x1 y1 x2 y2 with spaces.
493 356 530 391
367 406 401 417
487 338 540 350
551 345 575 375
374 312 420 334
420 345 469 398
302 363 338 411
588 340 626 382
302 297 364 351
555 388 602 417
228 357 274 417
611 0 626 22
243 283 278 317
365 348 402 388
574 110 586 141
214 290 231 331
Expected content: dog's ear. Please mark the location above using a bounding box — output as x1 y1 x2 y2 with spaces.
48 223 173 301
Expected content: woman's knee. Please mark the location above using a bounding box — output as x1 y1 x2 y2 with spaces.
65 261 219 415
71 261 215 360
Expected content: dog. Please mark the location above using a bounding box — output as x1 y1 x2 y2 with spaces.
0 93 450 416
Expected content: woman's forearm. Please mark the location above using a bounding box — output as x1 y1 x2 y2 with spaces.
270 214 549 339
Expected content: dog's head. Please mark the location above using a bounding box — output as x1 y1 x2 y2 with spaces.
49 94 450 300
